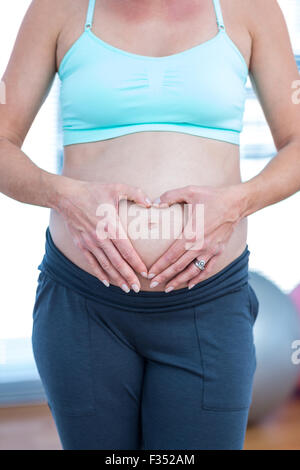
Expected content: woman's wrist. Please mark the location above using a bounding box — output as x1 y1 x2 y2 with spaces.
227 179 262 221
41 171 80 211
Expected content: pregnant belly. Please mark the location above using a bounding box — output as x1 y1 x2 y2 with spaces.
49 132 247 291
118 199 185 269
49 199 186 290
49 198 247 292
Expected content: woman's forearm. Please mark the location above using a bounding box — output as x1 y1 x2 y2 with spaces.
0 137 73 210
236 138 300 218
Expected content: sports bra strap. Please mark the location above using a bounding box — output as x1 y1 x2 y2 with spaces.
212 0 226 31
84 1 225 33
85 0 96 30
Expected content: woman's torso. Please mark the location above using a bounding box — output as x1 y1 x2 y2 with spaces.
49 0 252 291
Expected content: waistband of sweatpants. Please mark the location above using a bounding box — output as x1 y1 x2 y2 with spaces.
37 226 250 313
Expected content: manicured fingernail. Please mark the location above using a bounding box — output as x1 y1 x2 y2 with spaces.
140 272 148 278
165 286 174 293
131 283 140 293
121 284 130 293
148 273 156 279
153 197 161 205
188 284 195 290
102 280 110 287
145 197 152 205
150 281 159 288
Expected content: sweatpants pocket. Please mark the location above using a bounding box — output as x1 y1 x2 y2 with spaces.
32 272 96 416
194 284 257 411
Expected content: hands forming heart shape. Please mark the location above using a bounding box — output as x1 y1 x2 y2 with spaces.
58 178 245 293
146 184 245 292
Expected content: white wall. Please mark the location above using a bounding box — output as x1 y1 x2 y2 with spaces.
0 1 59 339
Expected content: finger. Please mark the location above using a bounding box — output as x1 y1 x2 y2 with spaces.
118 184 152 208
153 186 191 208
111 219 148 277
147 238 187 279
80 248 110 287
147 203 198 279
114 238 148 278
80 230 138 292
148 249 197 287
98 238 142 292
187 254 219 289
164 260 204 292
163 252 213 292
89 245 135 293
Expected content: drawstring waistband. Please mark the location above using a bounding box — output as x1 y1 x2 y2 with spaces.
38 226 250 313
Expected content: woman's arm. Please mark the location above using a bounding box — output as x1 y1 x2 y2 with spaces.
147 0 300 290
237 0 300 216
0 0 151 291
0 0 67 208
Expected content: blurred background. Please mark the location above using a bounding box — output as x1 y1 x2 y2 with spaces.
0 0 300 450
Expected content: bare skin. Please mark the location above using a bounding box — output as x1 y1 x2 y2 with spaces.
1 0 300 293
50 0 252 291
53 134 247 291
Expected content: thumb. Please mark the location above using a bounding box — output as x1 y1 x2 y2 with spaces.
153 187 190 208
118 184 152 208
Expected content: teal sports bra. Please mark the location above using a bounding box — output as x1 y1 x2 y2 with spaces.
58 0 248 147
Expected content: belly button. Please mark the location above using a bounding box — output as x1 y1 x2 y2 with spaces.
148 221 158 230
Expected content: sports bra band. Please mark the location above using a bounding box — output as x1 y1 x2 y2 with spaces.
85 0 226 32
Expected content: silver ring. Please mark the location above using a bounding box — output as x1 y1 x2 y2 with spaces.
194 259 206 271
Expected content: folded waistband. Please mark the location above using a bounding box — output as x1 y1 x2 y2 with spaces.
38 227 250 313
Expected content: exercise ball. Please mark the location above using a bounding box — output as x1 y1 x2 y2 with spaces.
248 271 300 424
290 284 300 312
289 283 300 391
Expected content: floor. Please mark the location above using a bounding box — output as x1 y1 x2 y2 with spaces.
0 398 300 450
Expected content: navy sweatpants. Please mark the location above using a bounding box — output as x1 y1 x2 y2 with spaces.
32 227 259 450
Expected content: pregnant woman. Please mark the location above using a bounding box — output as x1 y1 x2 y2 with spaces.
1 0 300 450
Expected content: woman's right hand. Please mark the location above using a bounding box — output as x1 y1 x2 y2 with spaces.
55 178 152 293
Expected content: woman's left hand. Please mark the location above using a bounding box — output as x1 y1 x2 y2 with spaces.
147 184 245 291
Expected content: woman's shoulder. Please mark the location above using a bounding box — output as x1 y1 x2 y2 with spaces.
238 0 287 39
25 0 83 37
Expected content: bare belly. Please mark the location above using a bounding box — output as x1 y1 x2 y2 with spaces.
49 131 247 291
